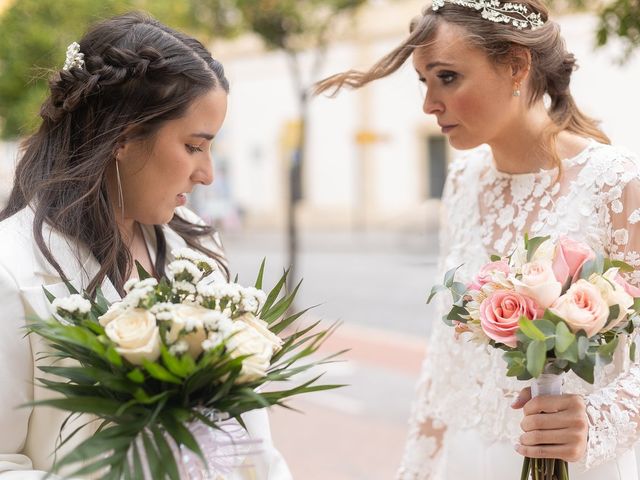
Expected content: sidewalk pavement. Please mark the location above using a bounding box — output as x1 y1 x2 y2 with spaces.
268 322 427 480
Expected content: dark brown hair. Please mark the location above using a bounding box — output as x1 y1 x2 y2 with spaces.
0 11 230 296
315 1 610 166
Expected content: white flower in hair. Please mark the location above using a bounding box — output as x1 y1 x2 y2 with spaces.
63 42 85 71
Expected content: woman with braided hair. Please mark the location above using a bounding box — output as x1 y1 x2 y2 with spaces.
0 12 291 480
316 1 640 479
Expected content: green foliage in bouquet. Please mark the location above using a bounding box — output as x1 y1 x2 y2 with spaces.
25 256 345 479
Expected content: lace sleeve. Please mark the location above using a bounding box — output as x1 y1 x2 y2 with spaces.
397 157 472 479
581 168 640 470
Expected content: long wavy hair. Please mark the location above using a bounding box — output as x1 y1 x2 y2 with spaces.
315 0 610 165
0 12 230 296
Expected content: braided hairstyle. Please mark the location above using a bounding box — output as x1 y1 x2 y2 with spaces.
0 11 230 295
315 0 610 168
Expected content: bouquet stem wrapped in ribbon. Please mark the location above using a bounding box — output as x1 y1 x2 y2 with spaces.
429 235 640 480
26 249 345 479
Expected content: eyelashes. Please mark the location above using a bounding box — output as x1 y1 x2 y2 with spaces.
185 144 204 153
437 71 457 84
417 71 458 87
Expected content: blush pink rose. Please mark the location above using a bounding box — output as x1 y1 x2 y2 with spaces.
552 236 595 285
479 290 539 348
512 260 562 310
549 280 608 337
615 274 640 298
469 260 510 291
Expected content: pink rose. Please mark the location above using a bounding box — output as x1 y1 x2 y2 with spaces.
513 260 562 310
615 274 640 298
469 260 510 291
552 236 595 285
549 280 608 337
480 290 539 347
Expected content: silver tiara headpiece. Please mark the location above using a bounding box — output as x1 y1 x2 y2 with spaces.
63 42 85 71
432 0 545 30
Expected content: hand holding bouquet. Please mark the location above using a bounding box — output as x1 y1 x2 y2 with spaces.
27 248 343 479
429 235 640 480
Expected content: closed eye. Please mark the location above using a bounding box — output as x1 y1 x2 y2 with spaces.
186 144 204 154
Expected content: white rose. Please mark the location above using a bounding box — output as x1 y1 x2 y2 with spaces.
512 260 562 309
235 312 283 353
225 321 275 383
104 308 161 365
166 304 209 358
99 301 130 326
589 269 634 331
511 238 555 271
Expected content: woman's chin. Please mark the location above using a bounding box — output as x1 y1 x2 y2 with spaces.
447 135 483 151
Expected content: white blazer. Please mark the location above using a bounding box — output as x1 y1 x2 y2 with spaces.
0 206 292 480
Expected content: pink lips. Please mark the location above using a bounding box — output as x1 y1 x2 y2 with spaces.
176 193 187 206
440 124 457 134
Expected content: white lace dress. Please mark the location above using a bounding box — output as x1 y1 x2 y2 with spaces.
398 140 640 480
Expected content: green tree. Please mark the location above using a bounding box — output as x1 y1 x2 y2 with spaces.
191 0 368 286
553 0 640 60
0 0 206 139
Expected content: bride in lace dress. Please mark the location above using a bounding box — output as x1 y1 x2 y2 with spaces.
316 0 640 479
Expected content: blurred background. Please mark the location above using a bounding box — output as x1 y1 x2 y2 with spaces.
1 0 639 478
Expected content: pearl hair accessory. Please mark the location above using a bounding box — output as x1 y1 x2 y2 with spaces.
432 0 545 30
63 42 85 71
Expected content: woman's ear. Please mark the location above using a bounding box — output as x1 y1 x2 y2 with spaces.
510 46 532 85
114 125 138 162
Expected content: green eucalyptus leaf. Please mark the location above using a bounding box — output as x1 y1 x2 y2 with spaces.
519 318 547 342
604 305 621 328
427 284 447 304
571 355 595 384
555 339 578 363
554 321 575 353
443 265 462 288
526 340 547 378
579 254 605 280
577 335 590 360
597 336 620 365
526 235 550 262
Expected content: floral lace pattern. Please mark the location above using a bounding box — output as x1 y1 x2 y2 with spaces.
398 141 640 479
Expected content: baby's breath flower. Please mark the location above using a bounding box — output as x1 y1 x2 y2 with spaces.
168 260 203 284
52 294 92 315
202 332 225 352
172 281 197 295
169 339 189 356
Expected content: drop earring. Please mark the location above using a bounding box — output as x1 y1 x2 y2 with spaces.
115 157 125 221
513 82 521 97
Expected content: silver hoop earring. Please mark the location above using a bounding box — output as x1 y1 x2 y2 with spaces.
115 159 125 221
